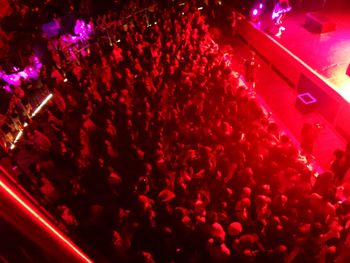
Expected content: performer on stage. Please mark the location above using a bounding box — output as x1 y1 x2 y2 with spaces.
272 0 291 37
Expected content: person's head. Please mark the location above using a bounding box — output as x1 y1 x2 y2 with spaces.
310 222 323 237
346 142 350 154
280 0 289 8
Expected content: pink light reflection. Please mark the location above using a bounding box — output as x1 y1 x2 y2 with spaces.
0 56 42 87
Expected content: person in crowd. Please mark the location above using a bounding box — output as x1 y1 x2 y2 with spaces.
1 1 349 262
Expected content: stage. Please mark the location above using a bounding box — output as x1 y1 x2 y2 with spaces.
233 6 350 140
222 6 350 168
258 9 350 102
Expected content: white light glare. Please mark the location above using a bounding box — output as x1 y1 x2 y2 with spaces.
31 94 53 117
14 131 23 144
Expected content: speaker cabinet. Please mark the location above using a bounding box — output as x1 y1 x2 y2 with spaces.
305 12 336 33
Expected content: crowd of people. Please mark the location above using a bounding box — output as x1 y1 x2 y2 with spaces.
1 0 350 262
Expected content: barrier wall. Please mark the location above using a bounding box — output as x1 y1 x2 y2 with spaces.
235 15 350 140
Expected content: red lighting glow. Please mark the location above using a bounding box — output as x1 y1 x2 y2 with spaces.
0 167 93 263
